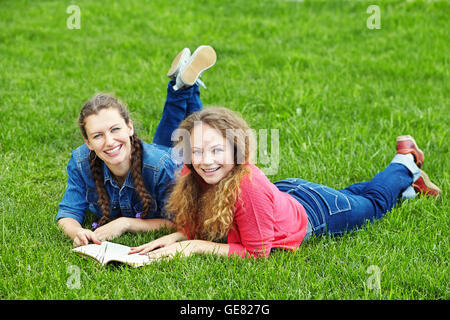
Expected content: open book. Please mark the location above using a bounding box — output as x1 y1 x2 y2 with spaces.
72 241 156 267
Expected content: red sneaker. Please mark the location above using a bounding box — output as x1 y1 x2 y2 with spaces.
396 135 424 168
413 170 442 197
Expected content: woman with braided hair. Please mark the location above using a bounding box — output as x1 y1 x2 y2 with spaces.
57 46 217 247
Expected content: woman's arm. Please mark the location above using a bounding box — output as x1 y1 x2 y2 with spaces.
59 216 174 246
93 217 174 242
58 217 101 247
185 240 230 256
126 217 174 233
129 231 188 254
129 232 229 258
148 240 229 258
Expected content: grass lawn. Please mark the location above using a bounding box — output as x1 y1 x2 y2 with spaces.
0 0 448 300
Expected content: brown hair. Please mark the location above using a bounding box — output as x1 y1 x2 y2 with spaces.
79 93 152 226
166 107 254 240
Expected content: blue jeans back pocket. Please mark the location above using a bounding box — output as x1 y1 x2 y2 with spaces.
307 185 351 216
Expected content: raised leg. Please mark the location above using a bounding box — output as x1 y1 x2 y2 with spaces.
152 81 202 148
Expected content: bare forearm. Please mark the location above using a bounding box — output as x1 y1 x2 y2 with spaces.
195 240 229 257
171 231 189 242
123 217 175 233
57 218 83 240
131 234 229 259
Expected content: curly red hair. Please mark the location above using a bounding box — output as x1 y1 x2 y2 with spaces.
166 107 255 240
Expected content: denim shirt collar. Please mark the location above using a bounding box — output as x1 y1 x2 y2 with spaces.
102 162 136 190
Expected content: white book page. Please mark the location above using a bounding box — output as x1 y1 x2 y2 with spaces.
72 242 108 263
73 241 155 267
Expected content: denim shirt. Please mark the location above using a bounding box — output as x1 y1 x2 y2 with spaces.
57 141 178 225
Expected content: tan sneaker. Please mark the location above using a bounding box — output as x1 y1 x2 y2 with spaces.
167 48 191 80
173 45 216 90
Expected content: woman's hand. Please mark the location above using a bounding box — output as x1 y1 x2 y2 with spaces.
145 240 202 259
73 228 102 247
93 217 130 242
57 218 102 247
129 232 187 255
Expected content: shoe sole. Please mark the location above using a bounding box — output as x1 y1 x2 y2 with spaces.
414 170 442 197
167 48 190 79
396 135 424 167
180 46 216 86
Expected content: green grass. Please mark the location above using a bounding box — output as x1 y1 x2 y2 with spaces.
0 0 448 300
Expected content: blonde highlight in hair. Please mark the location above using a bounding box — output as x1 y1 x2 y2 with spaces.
166 107 254 240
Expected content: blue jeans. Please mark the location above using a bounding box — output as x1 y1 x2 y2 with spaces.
153 80 202 148
274 154 421 240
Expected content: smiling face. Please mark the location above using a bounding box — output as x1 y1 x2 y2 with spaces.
83 108 134 176
190 122 235 185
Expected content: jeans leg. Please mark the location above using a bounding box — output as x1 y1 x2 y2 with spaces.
299 155 418 236
391 154 421 200
153 81 202 148
341 155 420 201
327 159 417 234
353 163 414 219
340 181 370 196
186 82 203 116
276 154 420 237
360 154 419 217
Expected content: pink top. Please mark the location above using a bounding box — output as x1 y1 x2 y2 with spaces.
226 164 308 258
180 164 308 258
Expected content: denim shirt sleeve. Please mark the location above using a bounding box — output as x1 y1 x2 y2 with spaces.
56 150 88 224
153 155 177 220
141 143 179 220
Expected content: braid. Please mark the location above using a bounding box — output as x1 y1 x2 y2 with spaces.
129 134 153 217
80 93 143 226
89 151 111 226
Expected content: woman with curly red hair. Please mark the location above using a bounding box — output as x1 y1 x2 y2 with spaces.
130 107 441 259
